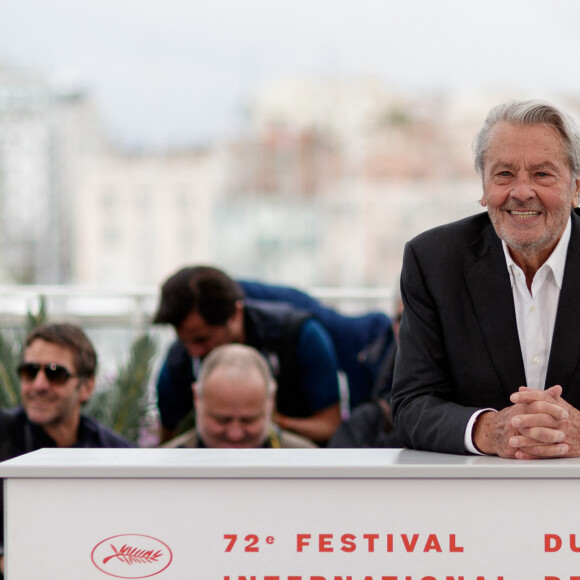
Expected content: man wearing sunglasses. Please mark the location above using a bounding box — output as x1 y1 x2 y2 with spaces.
0 323 132 575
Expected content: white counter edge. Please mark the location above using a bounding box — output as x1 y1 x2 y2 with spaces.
1 448 580 479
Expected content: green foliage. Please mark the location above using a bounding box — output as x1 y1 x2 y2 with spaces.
84 333 158 445
0 295 48 407
26 295 48 329
0 330 21 407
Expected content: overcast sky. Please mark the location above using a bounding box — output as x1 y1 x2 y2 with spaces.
1 0 579 148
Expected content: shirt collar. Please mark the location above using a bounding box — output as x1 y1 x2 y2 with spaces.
502 216 572 290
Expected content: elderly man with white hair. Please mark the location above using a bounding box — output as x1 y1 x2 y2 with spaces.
392 99 580 459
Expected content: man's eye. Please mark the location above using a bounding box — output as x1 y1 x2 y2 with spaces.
498 171 512 177
241 418 258 425
536 171 549 178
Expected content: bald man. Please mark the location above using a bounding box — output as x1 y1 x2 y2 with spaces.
162 344 317 449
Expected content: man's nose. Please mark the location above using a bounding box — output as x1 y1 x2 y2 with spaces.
225 422 245 441
30 370 51 391
510 174 536 201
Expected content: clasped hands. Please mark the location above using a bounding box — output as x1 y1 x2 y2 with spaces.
473 385 580 459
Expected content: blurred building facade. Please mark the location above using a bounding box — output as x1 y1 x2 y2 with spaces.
73 148 219 286
4 66 580 293
0 64 106 284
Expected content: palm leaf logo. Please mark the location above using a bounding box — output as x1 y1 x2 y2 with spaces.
103 544 163 565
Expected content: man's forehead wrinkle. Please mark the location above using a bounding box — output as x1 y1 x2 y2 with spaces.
485 123 566 157
486 144 567 174
489 159 561 171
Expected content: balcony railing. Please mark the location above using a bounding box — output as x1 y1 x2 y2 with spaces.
0 284 395 382
0 284 394 328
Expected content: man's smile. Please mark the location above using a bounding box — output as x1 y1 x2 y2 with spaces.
508 209 541 218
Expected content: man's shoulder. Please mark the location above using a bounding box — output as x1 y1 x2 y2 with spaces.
405 212 499 268
244 298 297 320
244 299 312 344
164 338 191 365
409 211 492 248
0 407 31 461
78 414 134 448
0 406 21 436
277 429 318 449
0 406 23 425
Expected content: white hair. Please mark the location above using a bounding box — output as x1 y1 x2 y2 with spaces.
473 100 580 177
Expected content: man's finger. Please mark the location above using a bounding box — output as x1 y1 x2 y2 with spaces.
509 428 565 447
514 443 569 459
511 413 562 430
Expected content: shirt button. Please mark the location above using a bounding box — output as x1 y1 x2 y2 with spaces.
530 304 536 312
532 356 540 365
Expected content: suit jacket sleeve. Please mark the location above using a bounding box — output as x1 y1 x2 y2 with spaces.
390 213 527 454
391 240 481 454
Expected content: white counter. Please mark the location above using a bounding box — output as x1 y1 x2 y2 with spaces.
1 448 578 579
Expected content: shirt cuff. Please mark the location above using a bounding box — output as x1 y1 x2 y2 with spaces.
464 408 497 455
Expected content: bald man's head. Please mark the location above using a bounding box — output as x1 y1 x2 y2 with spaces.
193 344 276 448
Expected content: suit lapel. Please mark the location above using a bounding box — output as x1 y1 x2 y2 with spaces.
463 221 526 398
547 210 580 393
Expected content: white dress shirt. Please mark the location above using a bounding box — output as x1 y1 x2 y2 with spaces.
464 217 572 454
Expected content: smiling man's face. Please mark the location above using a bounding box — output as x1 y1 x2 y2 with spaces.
481 122 580 267
20 339 92 429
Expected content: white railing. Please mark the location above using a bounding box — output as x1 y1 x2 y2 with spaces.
0 284 395 378
0 284 395 329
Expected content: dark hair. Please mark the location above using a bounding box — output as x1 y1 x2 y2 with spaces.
153 266 244 328
24 323 97 378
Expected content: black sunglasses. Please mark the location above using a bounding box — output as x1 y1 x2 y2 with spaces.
17 362 77 386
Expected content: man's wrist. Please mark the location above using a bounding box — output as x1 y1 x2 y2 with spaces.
472 410 497 455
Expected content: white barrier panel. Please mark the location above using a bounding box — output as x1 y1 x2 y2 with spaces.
2 448 580 579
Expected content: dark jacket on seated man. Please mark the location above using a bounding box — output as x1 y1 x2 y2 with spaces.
0 406 132 459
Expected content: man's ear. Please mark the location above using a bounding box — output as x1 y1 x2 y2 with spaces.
266 386 276 417
78 377 95 404
572 176 580 208
233 300 244 322
192 381 199 407
479 194 487 207
227 300 245 339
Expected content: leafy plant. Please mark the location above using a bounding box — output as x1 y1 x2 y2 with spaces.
0 330 22 407
84 333 158 445
0 295 47 407
26 295 48 329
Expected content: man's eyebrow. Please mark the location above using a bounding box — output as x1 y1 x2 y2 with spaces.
209 412 233 420
528 161 560 171
487 161 516 172
488 160 561 172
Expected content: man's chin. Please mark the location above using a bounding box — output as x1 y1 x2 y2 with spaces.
23 406 57 426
